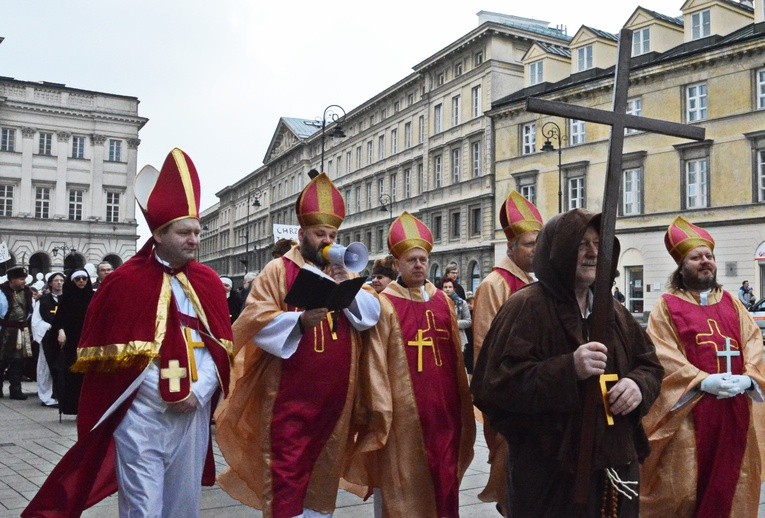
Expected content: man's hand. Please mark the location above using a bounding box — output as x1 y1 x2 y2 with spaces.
328 264 350 283
573 341 608 380
168 392 199 414
608 378 642 416
57 329 66 347
300 307 329 330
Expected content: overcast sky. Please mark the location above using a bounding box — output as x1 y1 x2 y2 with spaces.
2 0 677 241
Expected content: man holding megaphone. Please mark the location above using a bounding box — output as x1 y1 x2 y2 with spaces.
216 172 380 518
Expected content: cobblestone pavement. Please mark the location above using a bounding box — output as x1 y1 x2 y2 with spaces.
2 381 764 517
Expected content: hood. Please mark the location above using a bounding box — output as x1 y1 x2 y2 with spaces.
532 209 619 301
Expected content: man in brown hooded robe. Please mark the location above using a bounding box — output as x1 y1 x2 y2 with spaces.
471 209 663 517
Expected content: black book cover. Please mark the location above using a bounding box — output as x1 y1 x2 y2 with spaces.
285 267 367 310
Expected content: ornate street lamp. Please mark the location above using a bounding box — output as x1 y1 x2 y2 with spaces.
319 104 347 173
52 244 76 257
540 121 565 213
241 188 262 273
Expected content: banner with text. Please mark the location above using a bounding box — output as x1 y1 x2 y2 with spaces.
273 224 300 243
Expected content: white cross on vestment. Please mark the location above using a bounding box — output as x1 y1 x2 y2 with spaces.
161 359 188 393
717 337 741 374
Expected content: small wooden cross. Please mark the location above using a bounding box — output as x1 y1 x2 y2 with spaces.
717 337 741 374
161 359 187 393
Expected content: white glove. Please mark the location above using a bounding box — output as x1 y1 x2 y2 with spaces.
719 375 752 397
700 373 733 397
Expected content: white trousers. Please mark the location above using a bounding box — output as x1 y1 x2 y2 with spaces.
36 348 55 405
113 367 211 518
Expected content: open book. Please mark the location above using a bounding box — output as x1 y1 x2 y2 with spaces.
284 264 367 310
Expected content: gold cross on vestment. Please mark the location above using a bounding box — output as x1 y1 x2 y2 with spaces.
406 309 449 372
160 359 187 393
696 319 740 373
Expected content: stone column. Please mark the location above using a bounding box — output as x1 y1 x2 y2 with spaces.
90 134 106 221
19 127 36 215
55 131 71 218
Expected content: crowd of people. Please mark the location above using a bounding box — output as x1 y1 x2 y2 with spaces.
6 151 763 518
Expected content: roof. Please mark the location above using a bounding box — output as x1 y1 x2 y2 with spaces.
534 41 572 59
281 117 321 139
580 26 618 41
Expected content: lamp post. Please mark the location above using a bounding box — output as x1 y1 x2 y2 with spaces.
52 244 76 257
319 104 347 173
241 188 262 273
540 122 565 213
379 193 392 240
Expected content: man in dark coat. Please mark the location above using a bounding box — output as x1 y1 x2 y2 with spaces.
0 266 34 400
471 209 664 517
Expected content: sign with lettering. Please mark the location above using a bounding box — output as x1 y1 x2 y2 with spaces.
273 224 300 243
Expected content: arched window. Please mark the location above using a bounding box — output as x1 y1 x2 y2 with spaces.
430 263 441 285
469 261 481 292
103 253 124 268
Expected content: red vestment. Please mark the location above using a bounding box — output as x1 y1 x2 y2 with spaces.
22 239 233 517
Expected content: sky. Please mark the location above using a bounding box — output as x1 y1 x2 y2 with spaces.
1 0 678 241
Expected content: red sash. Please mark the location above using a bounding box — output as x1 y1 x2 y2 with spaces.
270 257 354 518
663 292 749 518
386 289 461 518
493 267 528 294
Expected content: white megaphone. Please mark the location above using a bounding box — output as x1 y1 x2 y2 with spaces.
321 242 369 273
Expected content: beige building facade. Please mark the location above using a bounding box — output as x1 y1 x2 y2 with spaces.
489 0 765 314
0 76 147 277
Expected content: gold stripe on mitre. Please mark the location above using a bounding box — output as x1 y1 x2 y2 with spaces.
172 148 198 219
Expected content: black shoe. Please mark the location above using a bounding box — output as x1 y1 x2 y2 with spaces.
9 390 28 400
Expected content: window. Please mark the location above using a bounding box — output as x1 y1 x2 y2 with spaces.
570 120 586 145
391 128 398 154
355 186 361 213
434 155 442 188
757 68 765 110
686 83 708 122
35 186 51 218
366 182 372 210
407 93 414 106
418 116 425 144
577 45 593 72
344 189 351 213
516 175 537 205
72 136 85 158
68 189 84 220
404 122 412 148
370 114 376 126
355 146 362 169
434 104 443 133
474 51 483 66
432 215 443 242
39 132 53 155
394 101 400 113
346 151 352 173
625 98 642 135
417 164 424 194
390 173 398 201
522 122 536 155
632 28 650 56
1 128 15 152
471 142 481 177
454 62 463 76
451 95 461 126
451 148 461 183
108 139 122 162
378 135 385 160
685 158 709 209
377 178 384 201
377 228 385 252
450 211 461 239
106 191 120 222
622 168 643 215
471 86 481 118
367 141 373 165
529 61 543 85
470 206 481 236
404 168 411 198
0 185 13 216
437 72 445 86
691 9 711 40
327 160 333 175
567 174 585 209
381 108 388 120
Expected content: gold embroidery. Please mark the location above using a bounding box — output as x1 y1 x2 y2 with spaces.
696 319 739 373
406 310 449 372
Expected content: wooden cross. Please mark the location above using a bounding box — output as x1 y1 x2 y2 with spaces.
406 309 448 372
160 359 187 393
526 28 706 509
717 337 741 374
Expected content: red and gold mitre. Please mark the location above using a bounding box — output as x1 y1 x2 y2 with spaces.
295 172 345 229
500 190 543 241
388 211 433 258
135 148 200 233
664 215 715 264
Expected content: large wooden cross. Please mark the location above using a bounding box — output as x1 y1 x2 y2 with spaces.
526 28 706 509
